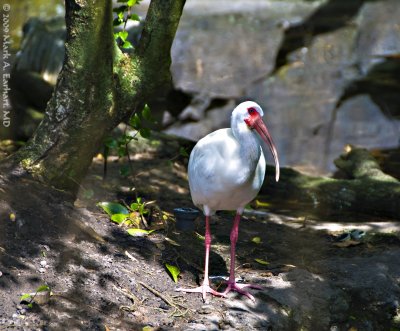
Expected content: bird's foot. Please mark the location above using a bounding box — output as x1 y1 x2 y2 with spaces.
223 282 262 302
176 284 226 302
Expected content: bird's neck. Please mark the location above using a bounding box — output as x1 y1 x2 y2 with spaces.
232 122 261 171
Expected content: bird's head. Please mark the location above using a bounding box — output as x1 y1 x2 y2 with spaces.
233 101 280 182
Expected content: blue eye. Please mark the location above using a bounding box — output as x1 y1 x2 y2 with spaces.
248 107 256 114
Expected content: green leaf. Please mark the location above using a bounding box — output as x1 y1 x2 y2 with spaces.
111 213 129 224
251 236 262 244
255 199 270 208
122 40 133 49
139 128 151 139
127 0 137 6
165 264 180 283
130 113 141 129
254 258 269 265
36 285 50 293
20 293 32 302
117 146 127 157
179 147 189 158
98 202 129 216
119 164 131 177
104 137 118 149
129 13 140 21
130 202 139 211
195 232 205 241
142 104 151 120
113 5 127 14
126 228 155 237
113 17 123 26
119 30 128 42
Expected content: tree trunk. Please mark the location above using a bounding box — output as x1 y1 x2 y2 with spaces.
261 147 400 219
2 0 185 193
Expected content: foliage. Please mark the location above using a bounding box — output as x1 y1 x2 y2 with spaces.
97 197 154 236
254 258 269 265
126 228 155 237
251 236 262 244
20 285 51 308
97 201 129 216
113 0 143 49
165 264 180 283
103 104 156 177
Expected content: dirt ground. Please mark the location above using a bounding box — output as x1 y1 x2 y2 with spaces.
0 135 400 331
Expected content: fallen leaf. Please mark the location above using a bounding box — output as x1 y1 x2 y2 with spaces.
165 263 180 283
195 232 205 241
97 202 129 216
126 228 155 237
165 237 180 246
111 213 129 224
254 258 269 265
251 236 262 244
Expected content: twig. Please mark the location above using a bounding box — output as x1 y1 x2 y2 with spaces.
112 284 142 305
125 250 138 262
138 281 187 312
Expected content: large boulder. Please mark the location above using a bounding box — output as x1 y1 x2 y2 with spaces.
166 0 400 174
6 0 400 174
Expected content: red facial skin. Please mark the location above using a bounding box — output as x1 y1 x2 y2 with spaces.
244 107 280 182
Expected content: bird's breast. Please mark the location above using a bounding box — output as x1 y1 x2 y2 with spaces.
188 129 266 213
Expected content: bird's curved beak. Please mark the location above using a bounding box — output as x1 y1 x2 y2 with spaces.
253 116 280 182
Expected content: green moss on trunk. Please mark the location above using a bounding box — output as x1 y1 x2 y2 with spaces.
9 0 186 193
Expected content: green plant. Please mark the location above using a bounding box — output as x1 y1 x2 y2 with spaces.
97 198 154 235
165 264 180 283
113 0 142 49
20 285 51 308
103 104 156 178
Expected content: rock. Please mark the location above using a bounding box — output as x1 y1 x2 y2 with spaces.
170 0 400 173
7 0 400 173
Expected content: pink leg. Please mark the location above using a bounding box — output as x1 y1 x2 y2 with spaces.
223 212 262 301
176 215 225 301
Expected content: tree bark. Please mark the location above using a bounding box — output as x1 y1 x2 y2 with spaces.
2 0 185 193
260 147 400 219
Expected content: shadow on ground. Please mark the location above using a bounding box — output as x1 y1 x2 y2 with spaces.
1 133 399 330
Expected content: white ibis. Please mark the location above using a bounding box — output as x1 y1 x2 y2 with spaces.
177 101 280 301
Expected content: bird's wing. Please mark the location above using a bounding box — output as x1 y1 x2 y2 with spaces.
188 129 244 205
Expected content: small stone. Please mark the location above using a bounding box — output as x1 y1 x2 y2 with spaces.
198 305 213 315
39 267 46 273
39 260 47 267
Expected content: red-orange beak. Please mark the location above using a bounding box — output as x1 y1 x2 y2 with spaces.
249 114 280 182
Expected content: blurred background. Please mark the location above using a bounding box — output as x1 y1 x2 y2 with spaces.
2 0 400 175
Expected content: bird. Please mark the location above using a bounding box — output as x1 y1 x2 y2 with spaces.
177 101 280 301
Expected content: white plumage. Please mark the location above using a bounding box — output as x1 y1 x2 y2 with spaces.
177 101 279 301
